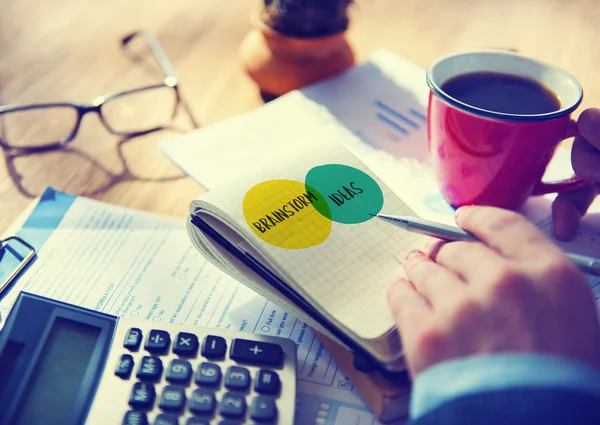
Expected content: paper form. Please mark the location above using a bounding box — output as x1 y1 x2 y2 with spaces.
0 188 390 425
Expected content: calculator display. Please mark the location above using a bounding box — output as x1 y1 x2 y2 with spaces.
11 317 101 425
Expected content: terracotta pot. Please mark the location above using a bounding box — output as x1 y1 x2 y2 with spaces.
239 12 356 98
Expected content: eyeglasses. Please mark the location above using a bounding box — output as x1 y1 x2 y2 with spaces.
0 30 199 153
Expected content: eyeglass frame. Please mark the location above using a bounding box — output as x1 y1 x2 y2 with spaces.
0 30 198 153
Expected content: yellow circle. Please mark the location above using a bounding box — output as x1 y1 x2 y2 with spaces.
243 180 332 249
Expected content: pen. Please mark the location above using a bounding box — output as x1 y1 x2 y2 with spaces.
373 213 600 277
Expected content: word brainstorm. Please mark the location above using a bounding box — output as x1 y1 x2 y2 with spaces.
242 164 384 249
251 191 320 233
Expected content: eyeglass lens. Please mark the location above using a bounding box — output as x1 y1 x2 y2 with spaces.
100 85 178 134
0 106 78 148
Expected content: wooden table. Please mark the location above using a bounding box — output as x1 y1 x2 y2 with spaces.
1 0 599 232
0 1 599 422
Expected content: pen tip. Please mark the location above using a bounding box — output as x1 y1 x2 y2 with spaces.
369 213 378 217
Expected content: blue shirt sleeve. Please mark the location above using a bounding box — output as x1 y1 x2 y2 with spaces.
410 354 600 420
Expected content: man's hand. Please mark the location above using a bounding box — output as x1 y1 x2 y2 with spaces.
553 108 600 240
388 206 600 378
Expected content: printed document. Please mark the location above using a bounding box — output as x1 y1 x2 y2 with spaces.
0 188 384 425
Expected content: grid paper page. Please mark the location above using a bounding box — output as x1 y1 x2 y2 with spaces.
196 130 428 341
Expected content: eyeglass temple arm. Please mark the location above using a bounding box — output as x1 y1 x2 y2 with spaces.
122 30 200 129
122 30 179 82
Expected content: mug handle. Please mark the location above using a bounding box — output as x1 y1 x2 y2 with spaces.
532 120 591 196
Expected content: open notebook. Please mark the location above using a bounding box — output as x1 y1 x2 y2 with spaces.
186 133 427 371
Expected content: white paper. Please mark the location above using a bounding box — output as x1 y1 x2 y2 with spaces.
157 49 453 226
0 192 388 425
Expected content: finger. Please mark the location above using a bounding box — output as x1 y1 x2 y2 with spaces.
394 237 440 264
552 183 600 241
387 278 432 334
455 206 563 261
552 195 583 241
577 108 600 151
434 240 507 283
572 137 600 182
421 238 446 259
402 250 465 307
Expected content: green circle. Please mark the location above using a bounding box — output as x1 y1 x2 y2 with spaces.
305 164 384 224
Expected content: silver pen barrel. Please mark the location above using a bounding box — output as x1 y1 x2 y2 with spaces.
375 214 600 277
404 216 477 242
565 253 600 276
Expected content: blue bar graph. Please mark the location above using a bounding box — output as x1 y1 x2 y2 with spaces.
409 108 427 121
376 113 408 135
375 100 420 129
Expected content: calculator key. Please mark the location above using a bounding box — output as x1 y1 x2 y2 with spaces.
173 332 199 357
201 335 227 359
220 392 247 418
188 388 217 414
254 370 280 395
154 413 179 425
122 410 148 425
225 366 250 391
230 339 283 366
166 359 192 384
251 396 278 422
129 382 156 408
115 354 135 379
145 330 171 354
159 385 186 411
186 418 209 425
194 362 221 387
137 356 163 381
124 328 143 351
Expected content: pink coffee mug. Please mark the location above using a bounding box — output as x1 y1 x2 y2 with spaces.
426 50 589 210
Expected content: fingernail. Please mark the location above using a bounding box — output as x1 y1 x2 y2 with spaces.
387 281 402 302
388 278 409 296
423 238 440 252
405 249 423 260
455 205 472 221
388 280 401 293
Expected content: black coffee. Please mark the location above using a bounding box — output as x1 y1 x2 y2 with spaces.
441 72 561 114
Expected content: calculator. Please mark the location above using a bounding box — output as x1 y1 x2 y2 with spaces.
0 292 297 425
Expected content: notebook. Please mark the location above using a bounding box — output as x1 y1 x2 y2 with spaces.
186 131 428 371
